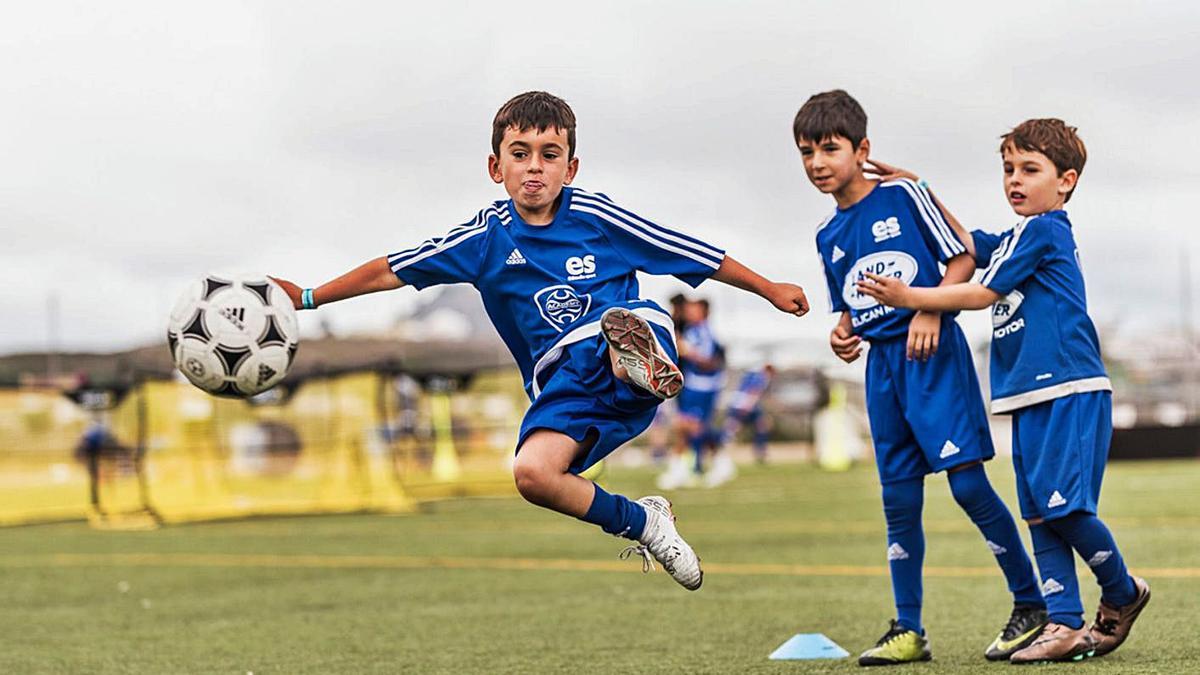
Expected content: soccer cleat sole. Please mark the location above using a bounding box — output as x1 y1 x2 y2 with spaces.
600 308 683 399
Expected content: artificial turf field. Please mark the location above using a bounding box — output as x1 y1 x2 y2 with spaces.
1 459 1196 674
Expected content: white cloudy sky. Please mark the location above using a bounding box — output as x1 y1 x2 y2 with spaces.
2 1 1198 364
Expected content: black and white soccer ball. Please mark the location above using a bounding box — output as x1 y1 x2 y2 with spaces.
167 274 299 398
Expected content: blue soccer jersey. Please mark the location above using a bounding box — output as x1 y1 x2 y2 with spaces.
386 186 726 398
680 320 724 394
973 210 1111 413
815 178 967 341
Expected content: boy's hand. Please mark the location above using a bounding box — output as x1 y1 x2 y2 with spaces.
856 273 914 308
268 276 304 310
766 282 810 316
864 159 919 183
829 323 862 363
906 310 941 361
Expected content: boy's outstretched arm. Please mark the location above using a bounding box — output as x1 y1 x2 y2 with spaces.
711 256 809 316
271 256 403 310
858 273 1000 312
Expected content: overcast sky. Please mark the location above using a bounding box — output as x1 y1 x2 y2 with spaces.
3 1 1198 365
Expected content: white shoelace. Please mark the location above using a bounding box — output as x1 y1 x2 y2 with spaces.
619 544 656 573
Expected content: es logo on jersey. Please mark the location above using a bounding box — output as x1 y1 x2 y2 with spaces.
565 255 596 281
872 216 902 243
534 285 592 332
993 290 1025 339
842 251 919 310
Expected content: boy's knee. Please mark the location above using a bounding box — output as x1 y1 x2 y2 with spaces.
881 478 923 520
946 462 992 508
512 455 554 502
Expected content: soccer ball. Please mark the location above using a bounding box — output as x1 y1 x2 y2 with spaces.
167 274 299 398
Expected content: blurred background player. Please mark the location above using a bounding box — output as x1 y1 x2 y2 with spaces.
658 298 726 490
716 363 776 474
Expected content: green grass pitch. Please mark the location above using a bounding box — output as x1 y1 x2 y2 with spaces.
1 459 1195 673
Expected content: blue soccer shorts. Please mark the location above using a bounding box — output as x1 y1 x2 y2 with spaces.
864 317 996 484
1010 390 1111 521
517 315 677 475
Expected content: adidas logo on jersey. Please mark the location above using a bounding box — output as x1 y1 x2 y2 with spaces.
1047 490 1067 508
831 245 846 263
506 248 527 265
886 543 909 561
986 540 1008 556
939 440 961 459
1041 578 1065 595
1087 550 1113 567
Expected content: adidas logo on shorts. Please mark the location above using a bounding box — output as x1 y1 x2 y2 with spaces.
886 543 909 561
1047 490 1067 508
1087 550 1113 567
939 440 961 459
986 540 1008 556
1041 578 1065 595
506 248 527 265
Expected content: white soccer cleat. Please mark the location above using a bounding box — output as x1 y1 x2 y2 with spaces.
600 308 683 399
619 496 703 590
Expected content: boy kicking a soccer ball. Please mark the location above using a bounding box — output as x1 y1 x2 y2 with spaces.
272 91 810 591
794 90 1046 665
858 119 1150 663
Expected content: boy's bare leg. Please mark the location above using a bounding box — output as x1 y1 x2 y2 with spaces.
512 429 597 517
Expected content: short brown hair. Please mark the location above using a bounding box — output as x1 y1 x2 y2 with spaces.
792 90 868 149
492 91 577 158
1000 119 1087 202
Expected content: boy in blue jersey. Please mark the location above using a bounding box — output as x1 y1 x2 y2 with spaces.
859 119 1149 664
719 364 774 465
794 90 1045 665
271 91 810 591
659 298 726 489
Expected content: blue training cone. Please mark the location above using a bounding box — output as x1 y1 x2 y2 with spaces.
769 633 850 660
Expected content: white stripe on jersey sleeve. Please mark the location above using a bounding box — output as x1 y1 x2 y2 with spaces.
883 179 965 259
906 180 964 256
387 206 498 271
571 191 725 265
980 218 1031 287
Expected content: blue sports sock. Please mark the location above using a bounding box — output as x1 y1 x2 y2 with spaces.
1045 512 1138 607
882 478 925 633
580 483 647 540
1029 523 1084 628
947 464 1044 607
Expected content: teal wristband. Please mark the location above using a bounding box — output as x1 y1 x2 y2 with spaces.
301 288 315 310
917 178 931 191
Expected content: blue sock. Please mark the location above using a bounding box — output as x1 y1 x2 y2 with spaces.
947 464 1044 607
690 433 705 473
580 483 646 540
882 478 925 633
1045 512 1138 607
1029 523 1084 628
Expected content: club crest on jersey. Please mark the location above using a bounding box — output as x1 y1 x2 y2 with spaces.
534 285 592 332
842 251 919 310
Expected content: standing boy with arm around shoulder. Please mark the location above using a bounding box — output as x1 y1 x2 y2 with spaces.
272 91 809 592
795 90 1045 666
859 119 1150 664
